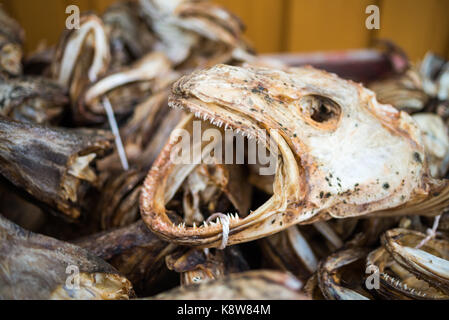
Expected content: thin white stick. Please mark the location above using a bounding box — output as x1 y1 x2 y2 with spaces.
416 214 441 249
102 97 129 171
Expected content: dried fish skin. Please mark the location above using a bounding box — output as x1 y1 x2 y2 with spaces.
141 64 449 247
0 75 68 124
0 215 133 300
0 8 24 76
51 14 110 124
103 1 155 69
259 226 319 282
369 69 428 113
0 118 113 220
52 14 110 88
97 169 146 230
382 228 449 295
75 219 177 296
317 248 371 300
148 270 307 300
139 0 252 67
0 180 47 232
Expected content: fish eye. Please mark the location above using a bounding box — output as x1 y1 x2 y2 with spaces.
297 95 342 129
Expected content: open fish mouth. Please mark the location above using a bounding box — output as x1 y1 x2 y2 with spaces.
140 64 449 248
367 228 449 300
140 111 294 247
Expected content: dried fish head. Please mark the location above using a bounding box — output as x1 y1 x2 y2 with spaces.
318 248 371 300
366 244 448 300
141 64 449 247
382 228 449 295
149 270 307 300
0 215 133 299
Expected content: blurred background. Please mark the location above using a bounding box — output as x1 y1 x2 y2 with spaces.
1 0 448 61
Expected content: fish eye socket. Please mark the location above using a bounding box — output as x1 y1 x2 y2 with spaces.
298 95 342 129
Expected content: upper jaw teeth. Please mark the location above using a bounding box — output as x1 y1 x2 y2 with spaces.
174 212 240 230
170 102 258 141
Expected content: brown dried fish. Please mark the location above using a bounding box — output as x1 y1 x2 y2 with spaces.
0 215 133 300
0 117 113 220
259 226 320 282
139 0 252 68
149 270 307 300
369 69 428 113
0 7 24 76
97 169 146 230
75 219 177 296
0 75 68 124
318 248 371 300
81 52 176 123
103 1 155 69
51 14 110 124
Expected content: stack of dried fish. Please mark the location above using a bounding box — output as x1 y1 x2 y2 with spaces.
369 52 449 178
1 0 449 301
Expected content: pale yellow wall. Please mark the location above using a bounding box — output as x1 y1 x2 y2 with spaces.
2 0 448 61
